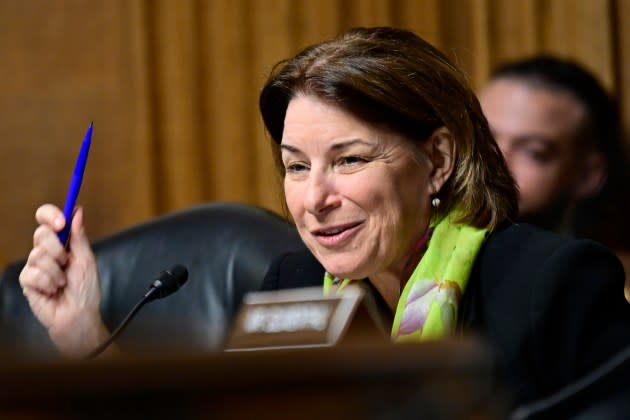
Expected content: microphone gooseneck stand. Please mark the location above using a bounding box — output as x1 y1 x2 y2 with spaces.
85 264 189 359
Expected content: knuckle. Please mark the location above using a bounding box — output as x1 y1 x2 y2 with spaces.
35 204 54 222
33 225 49 244
28 246 43 263
19 264 38 289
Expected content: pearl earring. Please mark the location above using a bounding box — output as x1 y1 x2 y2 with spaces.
431 197 440 208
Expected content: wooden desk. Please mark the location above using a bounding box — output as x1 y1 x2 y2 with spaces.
0 338 508 419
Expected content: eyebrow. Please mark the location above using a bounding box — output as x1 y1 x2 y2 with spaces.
513 135 554 145
280 139 374 154
279 144 300 153
330 139 373 150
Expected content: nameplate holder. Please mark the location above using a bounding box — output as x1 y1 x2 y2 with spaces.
224 285 387 351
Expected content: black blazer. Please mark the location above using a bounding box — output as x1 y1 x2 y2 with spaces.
261 223 630 408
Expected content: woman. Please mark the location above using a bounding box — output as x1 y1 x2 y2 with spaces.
20 27 630 408
257 27 630 406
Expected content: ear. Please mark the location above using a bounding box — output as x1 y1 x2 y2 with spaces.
574 151 607 199
422 126 455 194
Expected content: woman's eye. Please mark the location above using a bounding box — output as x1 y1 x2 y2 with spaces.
338 156 366 166
285 162 309 173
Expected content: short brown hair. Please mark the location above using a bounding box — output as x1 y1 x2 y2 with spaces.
259 27 517 229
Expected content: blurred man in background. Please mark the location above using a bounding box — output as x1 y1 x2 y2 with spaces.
480 55 630 301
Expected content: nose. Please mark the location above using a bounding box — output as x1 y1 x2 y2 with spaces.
304 170 339 215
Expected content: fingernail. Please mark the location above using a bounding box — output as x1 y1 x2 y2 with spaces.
55 217 64 229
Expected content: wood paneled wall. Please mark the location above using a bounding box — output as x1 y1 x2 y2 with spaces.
0 0 628 262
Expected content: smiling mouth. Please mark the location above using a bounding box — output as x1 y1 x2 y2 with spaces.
312 222 362 238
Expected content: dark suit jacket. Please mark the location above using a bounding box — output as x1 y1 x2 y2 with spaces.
261 223 630 409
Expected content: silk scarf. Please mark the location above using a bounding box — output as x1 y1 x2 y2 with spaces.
323 214 488 340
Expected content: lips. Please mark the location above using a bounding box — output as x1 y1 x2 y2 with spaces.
311 221 363 246
313 222 361 236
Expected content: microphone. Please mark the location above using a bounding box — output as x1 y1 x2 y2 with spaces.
143 264 188 302
85 264 189 359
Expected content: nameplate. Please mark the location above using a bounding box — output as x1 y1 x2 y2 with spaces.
225 285 383 351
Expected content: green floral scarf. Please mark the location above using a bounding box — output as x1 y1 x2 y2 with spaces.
323 214 488 340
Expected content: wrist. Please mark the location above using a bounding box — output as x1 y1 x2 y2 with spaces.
48 310 112 358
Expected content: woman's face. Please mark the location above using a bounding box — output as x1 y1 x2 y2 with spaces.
281 95 433 281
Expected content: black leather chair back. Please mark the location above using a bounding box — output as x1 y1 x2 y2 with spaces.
0 202 304 358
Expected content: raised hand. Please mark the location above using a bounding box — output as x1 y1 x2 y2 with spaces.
19 204 111 357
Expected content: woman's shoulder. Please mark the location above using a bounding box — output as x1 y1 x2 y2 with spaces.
260 247 325 291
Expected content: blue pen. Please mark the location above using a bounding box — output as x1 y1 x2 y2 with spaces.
57 122 93 246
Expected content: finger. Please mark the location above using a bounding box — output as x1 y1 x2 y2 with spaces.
35 204 66 233
20 254 64 296
23 246 67 288
26 247 67 288
68 207 94 262
23 282 58 300
33 225 68 266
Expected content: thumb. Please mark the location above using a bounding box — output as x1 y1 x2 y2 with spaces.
68 206 92 258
